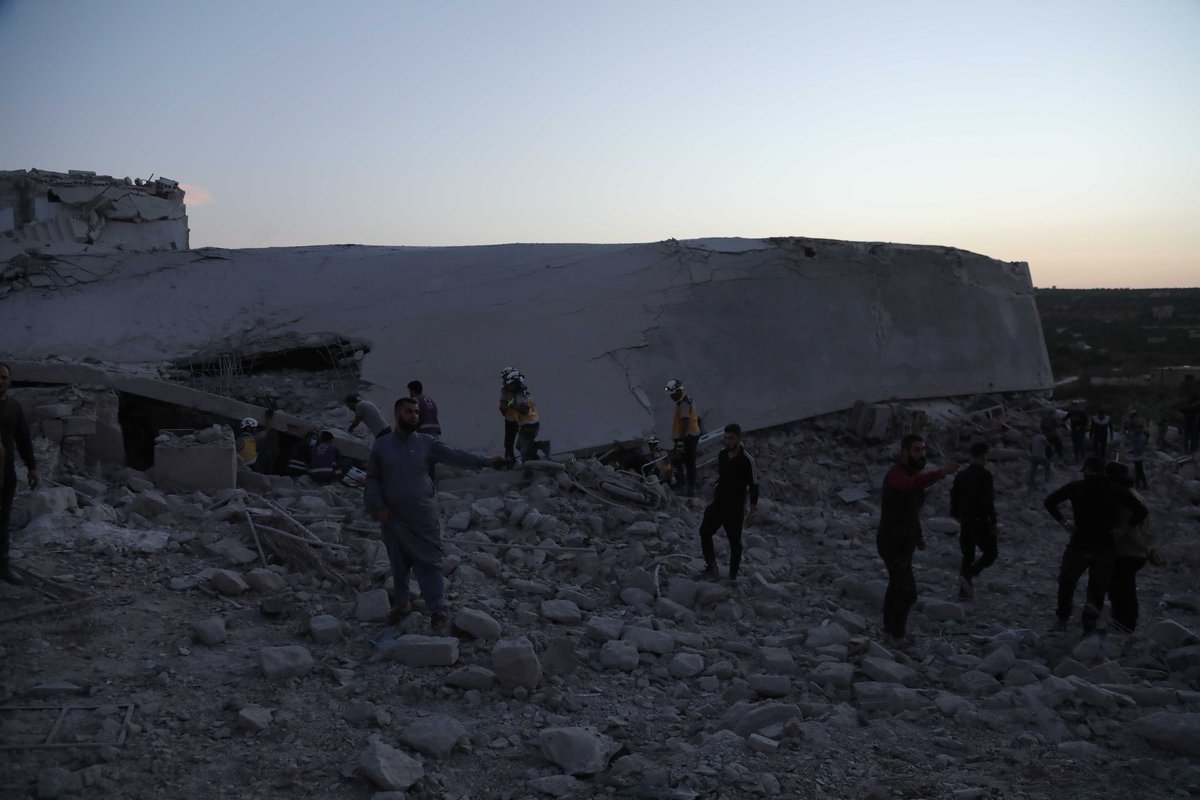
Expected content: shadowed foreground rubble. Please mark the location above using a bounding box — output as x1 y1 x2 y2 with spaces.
2 396 1199 800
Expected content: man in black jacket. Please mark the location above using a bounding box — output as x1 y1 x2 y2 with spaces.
697 424 758 582
0 363 39 584
1044 456 1146 634
950 442 997 599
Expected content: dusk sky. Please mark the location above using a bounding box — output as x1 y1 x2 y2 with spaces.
2 0 1196 288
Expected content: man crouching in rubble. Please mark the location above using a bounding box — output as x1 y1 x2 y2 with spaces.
877 434 958 647
364 397 506 629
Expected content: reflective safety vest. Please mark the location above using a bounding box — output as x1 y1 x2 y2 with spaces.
513 388 539 426
672 394 701 439
237 433 258 466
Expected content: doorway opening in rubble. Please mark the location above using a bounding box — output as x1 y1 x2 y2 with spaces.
117 393 227 470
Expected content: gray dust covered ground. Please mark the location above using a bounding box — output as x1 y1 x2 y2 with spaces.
2 396 1200 800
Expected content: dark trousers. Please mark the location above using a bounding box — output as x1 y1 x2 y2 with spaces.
1185 422 1199 454
1134 459 1147 489
503 420 519 460
1092 436 1109 460
1107 556 1146 632
699 501 744 578
673 435 699 494
1071 430 1087 462
877 533 918 638
0 471 15 569
1057 546 1113 633
959 519 997 579
381 519 445 613
1045 434 1064 460
516 422 540 462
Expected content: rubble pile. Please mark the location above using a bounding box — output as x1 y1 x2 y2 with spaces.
2 397 1199 799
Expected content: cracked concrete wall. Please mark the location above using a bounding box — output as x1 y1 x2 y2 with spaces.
0 237 1052 453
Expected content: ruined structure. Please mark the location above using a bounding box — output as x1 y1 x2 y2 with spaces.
0 169 188 260
0 236 1053 454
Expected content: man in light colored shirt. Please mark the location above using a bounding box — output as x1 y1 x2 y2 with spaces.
346 394 391 438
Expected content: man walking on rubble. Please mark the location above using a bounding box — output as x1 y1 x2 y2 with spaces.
1066 403 1089 464
697 424 758 582
1043 456 1145 635
409 380 442 484
346 394 391 439
666 379 702 497
0 363 39 584
877 434 959 647
950 442 997 599
365 397 506 628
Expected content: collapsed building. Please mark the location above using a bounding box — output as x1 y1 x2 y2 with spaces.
0 175 1054 474
0 169 188 261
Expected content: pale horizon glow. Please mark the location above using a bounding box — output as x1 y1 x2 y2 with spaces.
1 0 1197 288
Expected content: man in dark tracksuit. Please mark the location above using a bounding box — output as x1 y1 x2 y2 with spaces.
950 442 997 599
697 423 758 581
877 434 959 646
1044 456 1146 634
0 363 39 584
365 397 504 627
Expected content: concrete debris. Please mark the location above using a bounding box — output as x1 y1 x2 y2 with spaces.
0 168 187 260
2 394 1199 799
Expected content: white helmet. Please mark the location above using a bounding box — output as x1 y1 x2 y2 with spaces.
240 417 258 430
501 367 520 383
665 379 682 393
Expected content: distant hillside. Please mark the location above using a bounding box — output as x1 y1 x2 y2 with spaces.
1035 287 1200 408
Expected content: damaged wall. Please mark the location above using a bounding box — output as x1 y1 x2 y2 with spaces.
0 237 1054 453
0 168 188 260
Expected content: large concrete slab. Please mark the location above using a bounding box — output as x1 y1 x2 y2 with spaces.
0 237 1052 452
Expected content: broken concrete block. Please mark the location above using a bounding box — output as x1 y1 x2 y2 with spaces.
209 569 248 596
445 666 496 690
260 645 314 680
191 616 227 645
355 589 391 622
153 441 237 492
29 487 78 518
492 637 541 690
245 568 286 593
238 706 272 732
586 616 624 642
128 490 170 519
360 738 424 791
453 608 502 640
540 599 583 624
207 537 258 566
62 415 97 436
35 403 74 419
309 614 344 644
538 726 619 776
599 640 640 671
398 713 468 759
387 635 459 667
42 418 65 442
668 652 704 678
621 626 674 655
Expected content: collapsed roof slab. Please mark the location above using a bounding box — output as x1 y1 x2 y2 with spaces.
0 237 1053 453
8 361 370 461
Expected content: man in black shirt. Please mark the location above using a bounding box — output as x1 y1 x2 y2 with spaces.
697 423 758 581
0 363 39 584
1065 404 1089 464
1044 456 1146 634
950 442 997 599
